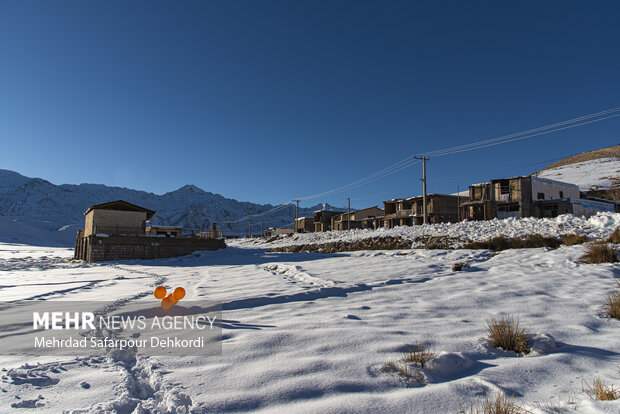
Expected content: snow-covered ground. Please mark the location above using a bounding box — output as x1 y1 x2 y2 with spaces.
1 214 619 413
232 212 620 250
538 158 620 191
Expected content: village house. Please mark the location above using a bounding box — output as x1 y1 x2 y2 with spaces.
383 194 462 228
313 210 343 232
331 206 384 231
458 175 614 220
362 215 385 230
74 200 225 262
294 216 315 233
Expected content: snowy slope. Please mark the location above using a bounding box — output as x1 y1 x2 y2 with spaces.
0 169 344 246
537 157 620 191
0 214 619 412
231 212 620 249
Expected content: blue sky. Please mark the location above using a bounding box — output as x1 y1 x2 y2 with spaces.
1 1 619 208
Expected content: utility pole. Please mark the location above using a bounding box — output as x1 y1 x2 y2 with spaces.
347 197 351 231
248 216 252 238
457 185 460 222
414 156 429 224
292 199 300 233
261 219 264 237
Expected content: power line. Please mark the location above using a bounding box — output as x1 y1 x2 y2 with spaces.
294 158 420 201
427 156 566 182
231 106 620 228
419 107 620 157
293 106 620 203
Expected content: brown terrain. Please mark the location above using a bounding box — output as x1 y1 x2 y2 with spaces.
539 144 619 201
540 144 620 171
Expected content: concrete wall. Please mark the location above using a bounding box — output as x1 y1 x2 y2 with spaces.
85 209 148 237
76 234 225 262
531 177 580 201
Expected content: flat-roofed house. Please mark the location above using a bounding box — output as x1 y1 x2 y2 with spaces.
384 194 462 228
294 216 315 233
84 200 155 236
313 210 344 232
331 206 384 231
74 200 225 262
459 176 584 220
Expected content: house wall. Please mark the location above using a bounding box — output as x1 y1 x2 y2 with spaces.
295 217 314 232
145 226 183 236
85 209 148 237
530 177 580 201
428 196 459 216
76 235 225 262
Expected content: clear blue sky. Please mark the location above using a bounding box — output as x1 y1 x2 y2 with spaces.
1 1 619 208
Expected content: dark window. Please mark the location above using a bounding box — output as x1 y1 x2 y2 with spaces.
559 191 564 198
537 192 545 200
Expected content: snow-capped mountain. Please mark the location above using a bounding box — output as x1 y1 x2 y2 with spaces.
0 169 344 246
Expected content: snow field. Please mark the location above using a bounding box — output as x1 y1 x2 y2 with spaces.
0 214 619 412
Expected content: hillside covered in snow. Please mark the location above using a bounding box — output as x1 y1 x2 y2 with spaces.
0 169 343 246
537 145 620 191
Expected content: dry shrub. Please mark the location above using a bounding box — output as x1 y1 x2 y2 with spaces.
606 282 620 320
561 233 589 246
464 236 510 251
608 227 620 244
463 392 527 414
381 361 424 383
583 378 619 401
579 243 619 264
401 344 436 368
487 316 531 355
464 235 560 251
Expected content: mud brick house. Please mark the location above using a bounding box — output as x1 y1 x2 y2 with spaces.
459 176 585 220
294 216 315 233
383 194 462 228
313 210 344 232
74 200 225 262
331 206 384 231
362 215 385 230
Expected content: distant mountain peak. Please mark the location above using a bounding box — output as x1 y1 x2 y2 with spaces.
176 184 206 193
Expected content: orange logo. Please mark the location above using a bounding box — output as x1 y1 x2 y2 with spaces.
154 286 186 309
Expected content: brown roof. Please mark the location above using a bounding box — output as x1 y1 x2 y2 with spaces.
84 200 156 220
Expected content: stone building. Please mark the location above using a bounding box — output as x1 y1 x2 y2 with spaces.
74 200 224 262
459 176 592 220
294 216 315 233
331 206 384 231
383 194 462 228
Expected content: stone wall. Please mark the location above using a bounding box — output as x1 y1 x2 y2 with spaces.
76 234 225 262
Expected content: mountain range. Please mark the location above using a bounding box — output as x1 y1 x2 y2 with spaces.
0 169 344 246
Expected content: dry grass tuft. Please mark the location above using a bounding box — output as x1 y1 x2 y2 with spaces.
487 316 531 355
401 344 436 368
381 360 424 383
561 233 589 246
608 227 620 244
464 234 560 251
583 378 620 401
606 282 620 320
579 243 619 264
462 392 528 414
